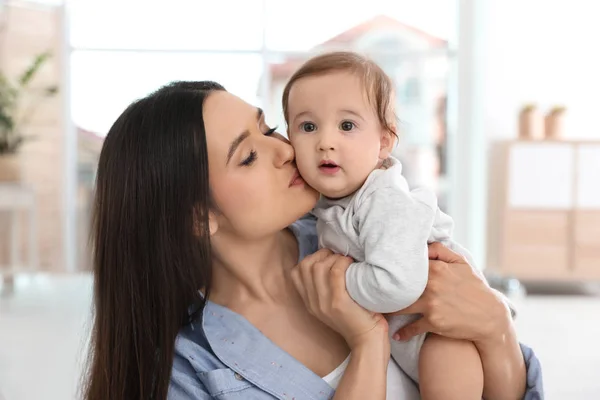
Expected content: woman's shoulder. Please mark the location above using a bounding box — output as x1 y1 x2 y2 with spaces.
172 316 222 370
169 215 319 398
289 213 319 261
169 316 226 398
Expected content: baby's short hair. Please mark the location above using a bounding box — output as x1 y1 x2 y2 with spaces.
282 51 397 138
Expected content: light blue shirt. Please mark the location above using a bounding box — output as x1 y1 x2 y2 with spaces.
168 217 544 399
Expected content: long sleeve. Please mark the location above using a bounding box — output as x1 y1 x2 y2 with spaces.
345 186 437 313
521 343 544 399
428 205 486 280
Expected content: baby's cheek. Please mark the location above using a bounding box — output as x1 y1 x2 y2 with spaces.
296 159 314 183
294 158 320 190
293 148 311 171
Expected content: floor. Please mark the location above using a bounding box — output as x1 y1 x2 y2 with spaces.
0 274 599 400
512 294 600 399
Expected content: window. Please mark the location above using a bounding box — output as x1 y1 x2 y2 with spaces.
67 0 458 270
264 0 456 51
69 0 265 50
71 52 263 134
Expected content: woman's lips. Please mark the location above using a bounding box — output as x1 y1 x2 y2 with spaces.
289 169 305 187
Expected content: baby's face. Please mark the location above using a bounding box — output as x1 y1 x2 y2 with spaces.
287 71 391 198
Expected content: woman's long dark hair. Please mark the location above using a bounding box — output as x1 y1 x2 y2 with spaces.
82 81 225 400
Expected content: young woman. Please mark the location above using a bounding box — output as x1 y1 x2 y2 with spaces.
82 81 542 400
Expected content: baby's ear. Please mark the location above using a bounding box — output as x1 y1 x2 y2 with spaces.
379 127 397 159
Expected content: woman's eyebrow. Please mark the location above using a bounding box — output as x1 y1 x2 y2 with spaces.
226 108 264 165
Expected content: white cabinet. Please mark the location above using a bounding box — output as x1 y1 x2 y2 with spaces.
576 145 600 208
488 140 600 281
508 143 574 209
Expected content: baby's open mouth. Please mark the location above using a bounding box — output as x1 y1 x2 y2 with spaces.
319 160 341 174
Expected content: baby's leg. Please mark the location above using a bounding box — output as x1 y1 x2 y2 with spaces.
419 334 484 400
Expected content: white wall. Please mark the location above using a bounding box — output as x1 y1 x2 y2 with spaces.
483 0 600 140
449 0 600 268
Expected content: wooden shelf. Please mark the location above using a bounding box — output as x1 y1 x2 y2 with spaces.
487 140 600 281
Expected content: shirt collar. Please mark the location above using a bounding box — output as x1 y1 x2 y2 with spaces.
202 300 335 400
197 221 335 399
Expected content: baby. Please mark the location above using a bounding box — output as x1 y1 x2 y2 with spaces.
283 51 485 399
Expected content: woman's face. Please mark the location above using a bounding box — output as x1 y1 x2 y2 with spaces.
204 90 319 240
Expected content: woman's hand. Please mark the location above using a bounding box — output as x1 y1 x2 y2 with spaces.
292 249 391 400
390 242 512 344
291 248 388 350
390 242 527 400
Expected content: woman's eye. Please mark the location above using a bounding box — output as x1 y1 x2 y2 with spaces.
301 122 316 133
340 121 355 131
240 150 257 166
264 125 278 136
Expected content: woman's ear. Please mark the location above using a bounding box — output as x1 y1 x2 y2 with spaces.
208 211 219 236
379 127 396 160
193 209 219 237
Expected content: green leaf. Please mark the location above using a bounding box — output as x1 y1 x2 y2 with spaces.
18 51 52 87
0 73 17 107
0 50 58 155
0 114 14 129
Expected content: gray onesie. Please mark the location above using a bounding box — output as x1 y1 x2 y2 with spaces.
312 156 480 383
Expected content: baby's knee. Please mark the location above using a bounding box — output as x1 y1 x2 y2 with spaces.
419 334 484 400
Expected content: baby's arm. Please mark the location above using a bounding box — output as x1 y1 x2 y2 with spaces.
345 186 437 313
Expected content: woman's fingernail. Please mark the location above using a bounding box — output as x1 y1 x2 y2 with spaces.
393 333 401 341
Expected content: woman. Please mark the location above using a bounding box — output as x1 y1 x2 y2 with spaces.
82 81 543 400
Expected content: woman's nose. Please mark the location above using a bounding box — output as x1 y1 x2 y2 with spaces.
274 138 295 167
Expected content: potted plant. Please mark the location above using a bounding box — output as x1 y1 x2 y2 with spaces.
0 51 58 182
545 105 567 140
518 103 544 140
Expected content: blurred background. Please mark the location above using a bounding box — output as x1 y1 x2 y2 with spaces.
0 0 598 398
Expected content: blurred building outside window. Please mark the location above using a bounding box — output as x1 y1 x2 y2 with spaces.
4 0 458 271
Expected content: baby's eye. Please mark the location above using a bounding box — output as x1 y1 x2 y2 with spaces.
340 121 355 131
301 122 316 133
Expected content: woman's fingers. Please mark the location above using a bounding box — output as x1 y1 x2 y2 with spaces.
312 258 333 309
290 267 307 303
291 250 329 305
428 242 464 263
294 251 340 316
393 317 433 341
295 252 389 349
329 256 352 296
304 248 334 264
300 260 321 311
